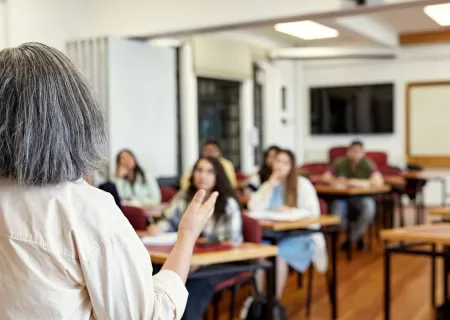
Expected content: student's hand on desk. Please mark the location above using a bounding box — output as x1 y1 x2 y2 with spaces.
276 206 291 213
146 224 162 236
177 190 218 245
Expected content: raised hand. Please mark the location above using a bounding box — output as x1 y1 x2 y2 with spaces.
177 190 218 244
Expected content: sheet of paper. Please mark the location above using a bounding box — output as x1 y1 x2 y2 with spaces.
141 232 178 245
247 211 308 221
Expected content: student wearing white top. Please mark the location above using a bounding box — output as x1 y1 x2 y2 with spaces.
0 42 218 320
248 149 327 299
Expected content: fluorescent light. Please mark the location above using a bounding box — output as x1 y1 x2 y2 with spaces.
274 21 339 40
424 3 450 26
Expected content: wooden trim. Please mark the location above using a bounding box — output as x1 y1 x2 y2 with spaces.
405 81 450 168
314 185 391 196
400 30 450 46
148 242 278 266
428 207 450 217
381 223 450 245
259 215 341 231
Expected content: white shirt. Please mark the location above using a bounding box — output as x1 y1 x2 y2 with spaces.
0 178 187 319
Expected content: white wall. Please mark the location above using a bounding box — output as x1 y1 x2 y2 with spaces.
298 44 450 205
108 38 177 178
301 44 450 166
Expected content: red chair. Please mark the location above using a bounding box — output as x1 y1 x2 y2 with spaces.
160 186 177 203
329 146 347 163
209 215 262 320
122 206 148 230
300 162 329 185
319 198 328 215
366 151 388 168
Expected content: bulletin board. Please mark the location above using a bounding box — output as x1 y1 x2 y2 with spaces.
406 81 450 167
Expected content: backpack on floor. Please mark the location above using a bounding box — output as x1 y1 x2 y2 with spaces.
240 294 288 320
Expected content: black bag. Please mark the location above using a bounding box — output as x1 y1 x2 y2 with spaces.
243 294 288 320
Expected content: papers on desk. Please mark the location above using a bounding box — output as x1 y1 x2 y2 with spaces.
141 232 177 246
247 210 308 221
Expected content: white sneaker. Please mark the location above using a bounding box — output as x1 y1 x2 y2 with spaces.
239 296 254 320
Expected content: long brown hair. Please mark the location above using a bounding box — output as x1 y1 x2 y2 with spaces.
278 149 298 208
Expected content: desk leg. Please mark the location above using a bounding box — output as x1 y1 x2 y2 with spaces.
331 229 338 320
266 256 276 320
431 244 436 307
384 247 391 320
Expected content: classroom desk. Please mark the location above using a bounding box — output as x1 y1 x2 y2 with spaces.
315 185 391 260
381 224 450 320
145 242 278 320
429 207 450 222
258 215 341 320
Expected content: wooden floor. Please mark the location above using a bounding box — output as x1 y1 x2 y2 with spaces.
214 206 445 320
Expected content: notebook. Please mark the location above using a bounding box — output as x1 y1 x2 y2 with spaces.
247 210 308 221
141 232 178 246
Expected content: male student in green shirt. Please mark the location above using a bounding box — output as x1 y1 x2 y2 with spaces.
322 141 384 250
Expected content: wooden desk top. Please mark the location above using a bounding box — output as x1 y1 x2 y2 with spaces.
146 242 278 266
380 223 450 245
315 185 391 196
259 215 341 231
383 175 406 187
428 207 450 216
403 171 444 180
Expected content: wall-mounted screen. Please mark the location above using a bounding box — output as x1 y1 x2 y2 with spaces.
310 83 394 135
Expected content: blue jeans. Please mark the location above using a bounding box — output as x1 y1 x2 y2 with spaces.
332 197 376 243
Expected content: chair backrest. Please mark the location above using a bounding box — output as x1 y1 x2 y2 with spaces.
366 151 388 168
329 146 347 163
299 162 329 175
160 186 177 203
242 214 263 243
319 198 328 215
122 206 148 230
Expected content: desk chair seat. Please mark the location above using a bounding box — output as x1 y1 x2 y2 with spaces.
160 186 177 203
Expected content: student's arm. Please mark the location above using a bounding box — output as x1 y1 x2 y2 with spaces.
348 162 384 188
225 198 243 243
156 194 186 233
247 182 273 211
289 177 321 219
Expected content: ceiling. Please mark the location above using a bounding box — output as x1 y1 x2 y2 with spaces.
240 4 450 47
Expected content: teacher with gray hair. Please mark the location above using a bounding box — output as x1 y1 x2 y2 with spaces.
0 42 218 320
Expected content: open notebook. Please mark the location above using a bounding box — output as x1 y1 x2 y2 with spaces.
141 232 178 246
247 210 309 221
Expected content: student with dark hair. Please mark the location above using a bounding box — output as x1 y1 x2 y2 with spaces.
249 149 327 299
259 145 282 184
322 140 384 250
0 42 218 319
180 140 237 189
148 156 242 319
115 149 161 208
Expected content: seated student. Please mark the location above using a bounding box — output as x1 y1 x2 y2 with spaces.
248 149 327 299
180 140 237 190
147 156 242 320
248 145 281 188
115 149 161 208
322 140 384 250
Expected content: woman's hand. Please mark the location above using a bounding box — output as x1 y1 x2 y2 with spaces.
177 190 218 244
117 165 129 178
146 224 162 236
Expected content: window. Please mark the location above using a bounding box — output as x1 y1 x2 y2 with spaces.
253 64 264 166
197 78 241 169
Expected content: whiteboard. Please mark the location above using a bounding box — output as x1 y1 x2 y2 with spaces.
409 83 450 156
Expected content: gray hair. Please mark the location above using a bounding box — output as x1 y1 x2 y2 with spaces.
0 42 107 186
